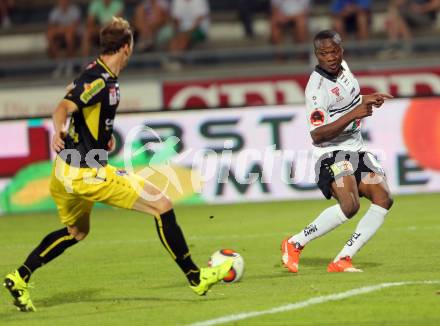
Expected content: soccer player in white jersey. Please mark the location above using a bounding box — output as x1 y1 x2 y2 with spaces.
281 30 394 273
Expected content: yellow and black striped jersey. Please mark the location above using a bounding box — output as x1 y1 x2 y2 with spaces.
63 58 120 167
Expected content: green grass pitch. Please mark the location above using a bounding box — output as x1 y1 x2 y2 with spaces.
1 193 440 325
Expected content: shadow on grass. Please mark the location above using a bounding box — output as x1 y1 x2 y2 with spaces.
355 261 382 269
0 288 223 322
301 257 331 266
39 288 104 307
301 257 382 269
243 270 295 281
38 287 223 308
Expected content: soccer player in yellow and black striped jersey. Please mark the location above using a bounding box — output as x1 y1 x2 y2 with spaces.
3 17 232 312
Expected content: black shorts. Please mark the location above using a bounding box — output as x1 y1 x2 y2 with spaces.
315 151 385 200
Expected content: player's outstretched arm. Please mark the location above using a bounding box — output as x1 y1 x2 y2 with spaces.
362 93 393 108
51 99 78 153
311 93 393 145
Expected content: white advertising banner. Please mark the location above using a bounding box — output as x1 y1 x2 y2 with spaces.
1 98 439 213
108 99 439 203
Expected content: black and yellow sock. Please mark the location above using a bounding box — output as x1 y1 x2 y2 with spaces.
155 209 200 286
17 227 78 282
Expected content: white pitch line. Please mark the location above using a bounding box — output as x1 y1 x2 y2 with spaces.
189 280 440 326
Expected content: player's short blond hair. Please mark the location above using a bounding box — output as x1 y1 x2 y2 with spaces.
100 17 133 55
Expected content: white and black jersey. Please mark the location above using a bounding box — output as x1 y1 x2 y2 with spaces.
305 60 366 157
305 61 386 199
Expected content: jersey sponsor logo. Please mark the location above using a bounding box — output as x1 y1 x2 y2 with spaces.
331 87 340 97
310 109 325 126
80 78 105 104
331 86 344 102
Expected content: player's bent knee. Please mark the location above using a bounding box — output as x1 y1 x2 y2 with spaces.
67 226 89 241
373 195 394 210
74 232 88 241
340 201 360 219
154 195 173 214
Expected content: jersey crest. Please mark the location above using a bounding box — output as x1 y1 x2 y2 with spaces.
310 109 325 126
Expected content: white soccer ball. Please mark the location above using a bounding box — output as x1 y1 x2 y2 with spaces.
208 249 245 283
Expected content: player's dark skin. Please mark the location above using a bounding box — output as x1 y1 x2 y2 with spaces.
311 37 394 218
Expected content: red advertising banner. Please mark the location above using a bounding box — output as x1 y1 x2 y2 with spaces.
163 67 440 109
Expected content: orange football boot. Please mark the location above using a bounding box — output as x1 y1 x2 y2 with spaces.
327 256 363 272
281 238 303 273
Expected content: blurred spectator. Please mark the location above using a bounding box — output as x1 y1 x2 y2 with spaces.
381 0 440 57
237 0 255 39
169 0 210 54
47 0 81 78
331 0 371 41
134 0 170 52
270 0 310 45
82 0 124 57
0 0 14 28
